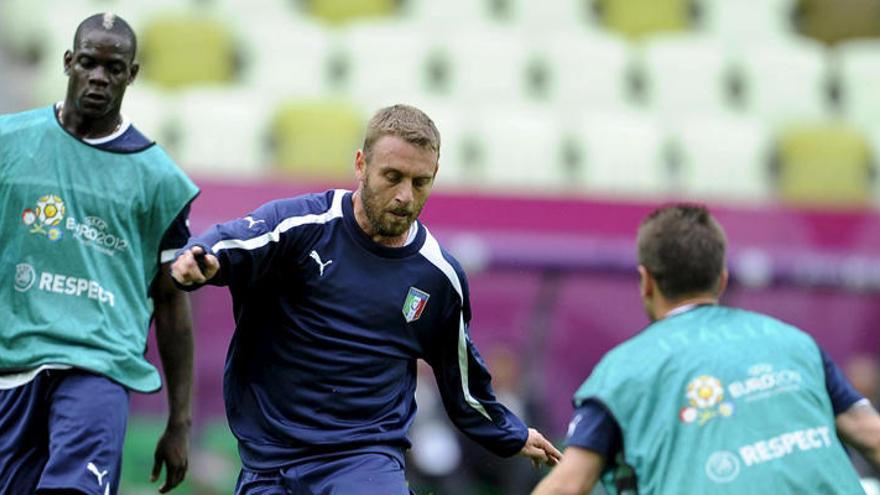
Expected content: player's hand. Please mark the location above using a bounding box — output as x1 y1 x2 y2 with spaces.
170 246 219 286
151 421 190 493
519 428 563 468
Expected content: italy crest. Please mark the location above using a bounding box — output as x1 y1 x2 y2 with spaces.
403 287 430 323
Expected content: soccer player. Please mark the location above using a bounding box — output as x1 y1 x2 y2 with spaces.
532 205 880 494
0 14 199 494
171 104 562 494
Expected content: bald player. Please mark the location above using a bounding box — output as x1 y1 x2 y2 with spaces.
0 14 198 494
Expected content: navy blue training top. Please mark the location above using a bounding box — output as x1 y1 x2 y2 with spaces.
180 189 528 470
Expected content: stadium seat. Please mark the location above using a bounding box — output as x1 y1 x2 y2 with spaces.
268 99 365 182
536 31 635 112
439 28 533 106
595 0 694 38
835 39 880 130
795 0 880 45
773 121 873 207
401 0 499 29
239 17 333 96
505 0 598 32
121 83 173 145
332 21 439 104
670 115 773 201
140 14 238 89
168 88 273 176
575 111 671 197
733 38 831 126
639 34 735 121
468 109 571 191
306 0 397 25
696 0 796 40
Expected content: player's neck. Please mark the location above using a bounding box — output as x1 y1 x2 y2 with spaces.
58 99 123 140
351 191 408 248
656 295 718 320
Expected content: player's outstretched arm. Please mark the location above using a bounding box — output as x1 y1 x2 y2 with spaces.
836 401 880 472
170 245 219 287
519 428 563 468
150 262 194 493
530 446 604 495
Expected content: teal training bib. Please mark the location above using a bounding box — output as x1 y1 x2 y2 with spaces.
0 107 198 392
574 305 864 494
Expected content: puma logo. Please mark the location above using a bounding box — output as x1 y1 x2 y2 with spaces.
309 250 333 277
87 462 108 486
243 216 266 229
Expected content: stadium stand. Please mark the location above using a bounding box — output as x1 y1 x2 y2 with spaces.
140 14 238 88
696 0 797 40
774 121 874 207
268 98 365 181
835 39 880 130
595 0 694 38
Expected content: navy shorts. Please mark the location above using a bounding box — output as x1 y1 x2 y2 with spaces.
235 451 414 495
0 369 129 494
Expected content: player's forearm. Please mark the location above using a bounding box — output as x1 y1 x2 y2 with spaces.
153 272 195 428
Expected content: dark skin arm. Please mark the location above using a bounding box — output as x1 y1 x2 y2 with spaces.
149 262 194 493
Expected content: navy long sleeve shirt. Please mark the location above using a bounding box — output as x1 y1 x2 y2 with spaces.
180 189 528 469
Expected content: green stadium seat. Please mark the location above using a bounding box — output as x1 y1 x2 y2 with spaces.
670 115 772 201
306 0 397 25
140 14 238 89
835 39 880 130
774 121 873 208
268 99 365 181
596 0 694 39
795 0 880 45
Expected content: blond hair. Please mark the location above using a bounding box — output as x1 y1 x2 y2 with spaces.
363 104 440 163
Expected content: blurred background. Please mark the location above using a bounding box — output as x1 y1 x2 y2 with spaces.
1 0 879 493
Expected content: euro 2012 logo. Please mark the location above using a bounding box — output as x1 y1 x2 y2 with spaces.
22 195 66 242
679 375 735 426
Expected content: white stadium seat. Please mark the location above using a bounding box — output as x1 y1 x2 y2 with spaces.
670 115 772 201
640 34 735 121
835 39 880 130
576 111 670 197
169 88 273 176
734 38 831 126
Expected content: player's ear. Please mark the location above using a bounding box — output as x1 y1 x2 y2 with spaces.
354 149 367 182
63 50 73 75
638 265 653 299
128 61 140 85
715 268 729 299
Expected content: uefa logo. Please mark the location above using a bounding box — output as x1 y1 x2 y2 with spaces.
14 263 36 292
705 451 741 484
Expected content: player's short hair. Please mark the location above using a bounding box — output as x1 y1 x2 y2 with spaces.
363 104 440 164
637 204 727 300
73 13 137 60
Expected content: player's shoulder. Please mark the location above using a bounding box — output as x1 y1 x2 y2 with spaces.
0 106 53 135
257 189 348 224
420 227 469 281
